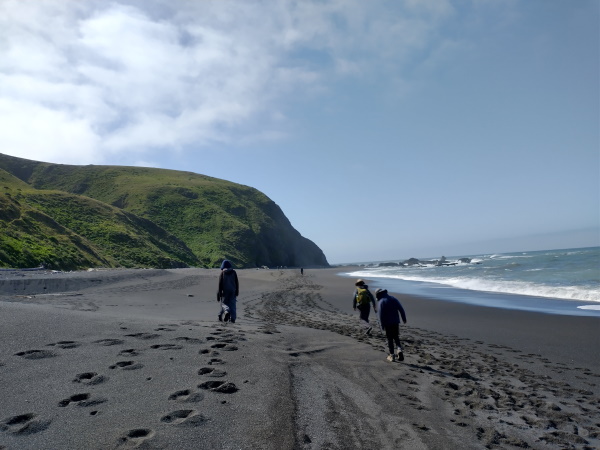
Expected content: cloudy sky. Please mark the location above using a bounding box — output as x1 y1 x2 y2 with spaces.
1 0 598 263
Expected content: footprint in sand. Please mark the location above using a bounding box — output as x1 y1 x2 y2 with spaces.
73 372 108 385
197 380 238 393
118 349 141 357
0 413 51 435
14 349 57 359
207 358 224 365
198 367 226 377
173 337 203 344
210 343 238 351
150 344 183 350
93 339 125 346
109 360 144 370
47 340 80 349
117 428 155 448
125 333 160 340
168 389 205 403
58 393 107 407
160 409 207 426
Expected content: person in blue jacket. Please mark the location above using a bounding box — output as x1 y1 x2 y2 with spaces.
217 259 239 323
376 288 407 362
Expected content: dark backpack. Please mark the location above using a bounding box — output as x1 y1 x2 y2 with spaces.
222 271 237 294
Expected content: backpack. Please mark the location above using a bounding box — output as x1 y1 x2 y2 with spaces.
356 287 371 306
221 270 237 295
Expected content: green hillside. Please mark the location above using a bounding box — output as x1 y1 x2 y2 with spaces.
0 153 329 270
1 169 115 270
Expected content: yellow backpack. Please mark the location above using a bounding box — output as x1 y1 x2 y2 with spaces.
356 287 371 306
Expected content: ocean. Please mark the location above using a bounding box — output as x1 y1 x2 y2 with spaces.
340 246 600 317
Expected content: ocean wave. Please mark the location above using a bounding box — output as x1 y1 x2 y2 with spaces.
488 254 533 260
343 271 600 303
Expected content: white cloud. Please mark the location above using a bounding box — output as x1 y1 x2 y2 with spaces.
0 0 460 165
0 98 101 164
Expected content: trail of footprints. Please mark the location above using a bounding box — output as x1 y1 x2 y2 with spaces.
2 324 243 448
249 272 600 449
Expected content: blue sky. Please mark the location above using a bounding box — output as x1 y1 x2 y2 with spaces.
1 0 598 264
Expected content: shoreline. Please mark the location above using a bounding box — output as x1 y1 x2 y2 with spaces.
335 268 600 318
1 267 599 449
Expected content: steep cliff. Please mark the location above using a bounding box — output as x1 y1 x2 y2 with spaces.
0 153 329 269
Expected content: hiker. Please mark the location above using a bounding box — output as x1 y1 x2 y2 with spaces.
376 288 407 362
217 259 239 323
352 279 377 335
301 267 304 275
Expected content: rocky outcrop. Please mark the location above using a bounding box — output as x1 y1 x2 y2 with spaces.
376 256 473 268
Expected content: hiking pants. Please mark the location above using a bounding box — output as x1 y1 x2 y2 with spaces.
384 324 403 355
357 304 371 327
219 297 237 323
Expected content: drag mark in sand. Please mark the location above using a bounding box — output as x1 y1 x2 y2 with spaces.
289 362 416 449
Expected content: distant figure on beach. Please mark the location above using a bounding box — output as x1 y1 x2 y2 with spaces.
376 288 407 362
301 268 304 275
217 259 239 323
353 279 377 335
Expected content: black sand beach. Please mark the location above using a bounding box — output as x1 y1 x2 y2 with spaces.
1 268 598 449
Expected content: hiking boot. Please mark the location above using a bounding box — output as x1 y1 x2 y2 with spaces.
386 354 396 362
223 312 230 322
397 351 404 361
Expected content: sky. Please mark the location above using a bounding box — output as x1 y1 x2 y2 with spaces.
1 0 598 264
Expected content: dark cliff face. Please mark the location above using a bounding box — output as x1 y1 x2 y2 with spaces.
0 153 329 269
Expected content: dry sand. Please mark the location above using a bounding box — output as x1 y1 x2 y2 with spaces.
0 267 598 449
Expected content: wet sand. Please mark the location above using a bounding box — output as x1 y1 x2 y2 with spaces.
0 267 598 449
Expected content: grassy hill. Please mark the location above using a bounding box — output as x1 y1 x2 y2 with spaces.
0 153 329 270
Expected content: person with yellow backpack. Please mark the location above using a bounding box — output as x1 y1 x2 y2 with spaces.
352 279 377 335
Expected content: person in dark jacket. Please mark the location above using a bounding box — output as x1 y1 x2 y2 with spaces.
217 260 239 323
353 279 377 335
376 288 407 362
